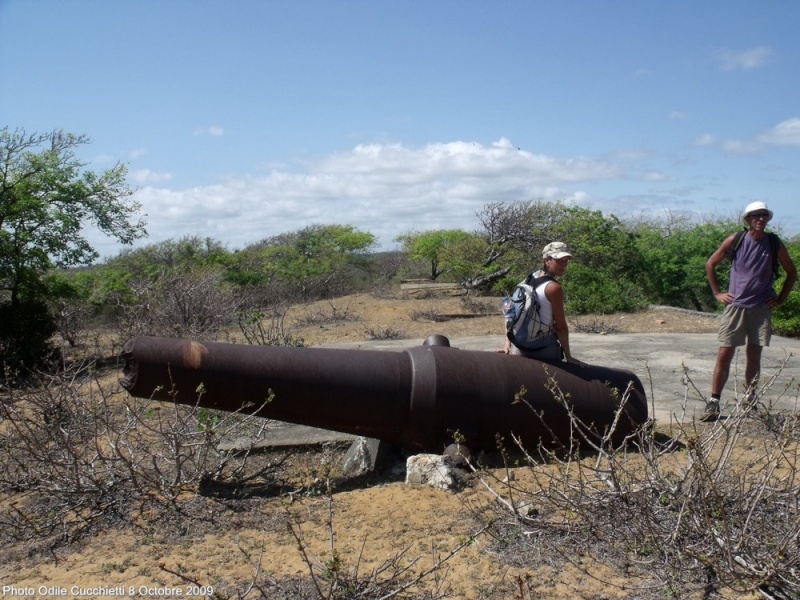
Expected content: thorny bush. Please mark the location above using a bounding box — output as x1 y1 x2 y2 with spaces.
0 362 282 552
237 302 306 347
473 359 800 599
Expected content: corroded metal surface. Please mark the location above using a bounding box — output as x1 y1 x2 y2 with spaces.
121 336 648 452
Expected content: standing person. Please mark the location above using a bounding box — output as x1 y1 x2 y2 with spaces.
502 241 580 364
702 201 797 421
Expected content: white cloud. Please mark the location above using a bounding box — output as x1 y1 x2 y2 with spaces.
668 111 688 121
130 169 173 184
194 126 225 136
757 117 800 146
720 139 761 155
126 139 623 251
693 134 716 146
697 118 800 155
643 171 669 182
713 46 772 71
615 149 650 161
130 147 147 159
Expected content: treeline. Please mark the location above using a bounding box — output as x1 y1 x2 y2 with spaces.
3 200 794 370
2 129 798 373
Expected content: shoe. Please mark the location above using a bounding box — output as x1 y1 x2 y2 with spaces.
743 392 757 408
701 399 720 422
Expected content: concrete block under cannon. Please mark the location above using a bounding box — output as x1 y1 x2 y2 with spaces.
120 335 648 453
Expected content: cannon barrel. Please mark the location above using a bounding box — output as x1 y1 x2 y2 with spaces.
120 335 648 453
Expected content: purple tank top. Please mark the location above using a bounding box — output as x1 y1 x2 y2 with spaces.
729 233 775 307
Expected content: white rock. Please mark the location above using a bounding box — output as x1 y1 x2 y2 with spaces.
405 454 458 490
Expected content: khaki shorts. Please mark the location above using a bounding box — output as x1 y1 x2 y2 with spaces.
718 304 772 347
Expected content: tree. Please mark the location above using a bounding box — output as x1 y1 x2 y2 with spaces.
235 224 376 301
395 229 476 280
550 206 648 314
633 217 737 312
393 202 570 293
106 235 228 283
477 200 569 259
477 202 649 312
93 237 245 343
0 128 147 370
470 200 572 292
438 233 505 288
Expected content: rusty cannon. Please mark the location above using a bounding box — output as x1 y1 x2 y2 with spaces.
120 335 648 453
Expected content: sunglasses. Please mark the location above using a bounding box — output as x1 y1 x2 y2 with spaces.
749 212 770 219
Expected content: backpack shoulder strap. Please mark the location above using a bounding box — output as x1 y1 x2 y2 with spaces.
530 274 554 288
729 229 747 260
769 232 781 278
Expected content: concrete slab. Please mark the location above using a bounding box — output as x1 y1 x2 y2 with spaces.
218 424 357 452
320 333 800 424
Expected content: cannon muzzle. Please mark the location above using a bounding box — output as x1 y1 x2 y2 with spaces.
120 335 648 453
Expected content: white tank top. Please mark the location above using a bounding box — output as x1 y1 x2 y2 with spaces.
534 276 554 327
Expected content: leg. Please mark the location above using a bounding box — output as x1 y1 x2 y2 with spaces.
703 346 735 422
713 305 745 397
744 342 763 396
745 306 771 394
711 346 736 397
705 305 746 422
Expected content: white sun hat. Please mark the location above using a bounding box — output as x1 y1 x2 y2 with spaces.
742 201 773 224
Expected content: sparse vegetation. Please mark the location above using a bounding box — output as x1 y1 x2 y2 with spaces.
237 304 306 347
0 294 798 597
569 315 622 334
409 308 448 322
0 365 284 548
459 294 498 316
470 363 800 599
364 325 405 340
294 299 358 327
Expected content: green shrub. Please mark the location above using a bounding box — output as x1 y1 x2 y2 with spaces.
563 263 648 314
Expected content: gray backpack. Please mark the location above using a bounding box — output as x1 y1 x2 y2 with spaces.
505 274 556 350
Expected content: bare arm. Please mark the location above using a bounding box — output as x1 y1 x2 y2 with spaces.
545 281 573 361
768 242 798 308
501 321 511 353
706 233 738 305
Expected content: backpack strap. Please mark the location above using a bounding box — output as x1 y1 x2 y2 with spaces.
523 272 554 288
769 232 781 279
728 229 748 261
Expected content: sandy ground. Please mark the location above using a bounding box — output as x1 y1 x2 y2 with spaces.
0 293 766 599
286 293 721 347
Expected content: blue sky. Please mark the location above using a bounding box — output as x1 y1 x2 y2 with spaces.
2 1 798 259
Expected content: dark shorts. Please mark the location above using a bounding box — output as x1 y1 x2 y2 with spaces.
718 304 772 347
510 341 563 361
